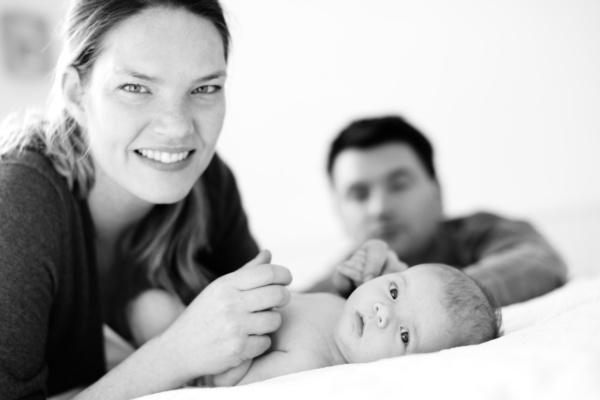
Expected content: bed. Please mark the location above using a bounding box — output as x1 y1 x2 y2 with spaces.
136 272 600 400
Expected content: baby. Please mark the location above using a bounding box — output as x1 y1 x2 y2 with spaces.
127 241 502 386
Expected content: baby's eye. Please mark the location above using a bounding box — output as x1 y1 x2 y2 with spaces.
389 283 398 300
400 328 409 345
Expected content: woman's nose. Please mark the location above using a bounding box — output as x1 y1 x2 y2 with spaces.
153 99 194 137
373 302 390 328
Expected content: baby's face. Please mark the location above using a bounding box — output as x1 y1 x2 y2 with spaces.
334 264 453 363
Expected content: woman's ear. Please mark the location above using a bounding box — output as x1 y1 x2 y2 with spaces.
62 66 87 128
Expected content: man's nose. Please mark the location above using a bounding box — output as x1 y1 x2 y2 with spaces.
153 98 194 137
367 189 393 218
373 302 391 328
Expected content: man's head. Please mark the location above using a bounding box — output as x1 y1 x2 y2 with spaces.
333 264 501 364
328 115 443 262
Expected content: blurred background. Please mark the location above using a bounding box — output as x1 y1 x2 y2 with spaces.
2 0 599 290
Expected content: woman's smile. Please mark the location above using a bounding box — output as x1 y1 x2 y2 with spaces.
136 149 192 164
134 148 196 172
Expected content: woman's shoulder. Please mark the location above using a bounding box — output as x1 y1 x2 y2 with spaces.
1 149 68 187
0 149 74 212
0 150 76 286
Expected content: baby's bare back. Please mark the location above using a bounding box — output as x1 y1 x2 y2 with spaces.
212 292 346 386
274 292 345 356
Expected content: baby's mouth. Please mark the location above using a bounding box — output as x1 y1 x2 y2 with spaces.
356 312 364 337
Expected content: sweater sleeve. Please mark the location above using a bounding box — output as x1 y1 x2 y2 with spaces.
460 212 568 306
0 162 64 400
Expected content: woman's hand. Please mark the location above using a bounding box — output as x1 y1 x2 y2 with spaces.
155 250 292 381
332 239 408 297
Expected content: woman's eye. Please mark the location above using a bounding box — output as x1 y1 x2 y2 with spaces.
193 85 220 94
400 329 409 345
389 285 398 300
121 84 148 94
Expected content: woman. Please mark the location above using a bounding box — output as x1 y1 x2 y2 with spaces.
0 1 291 399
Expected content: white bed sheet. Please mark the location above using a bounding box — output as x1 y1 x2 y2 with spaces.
138 275 600 400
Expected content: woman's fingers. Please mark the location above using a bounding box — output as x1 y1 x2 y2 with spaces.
239 249 272 269
245 310 283 335
159 251 294 377
231 251 293 291
242 285 291 312
242 335 272 360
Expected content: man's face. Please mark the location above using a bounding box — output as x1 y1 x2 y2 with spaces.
331 143 443 260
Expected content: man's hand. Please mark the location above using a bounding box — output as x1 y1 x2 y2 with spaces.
332 239 408 297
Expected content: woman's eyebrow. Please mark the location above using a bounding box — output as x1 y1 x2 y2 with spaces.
195 70 227 82
113 67 227 83
114 67 161 83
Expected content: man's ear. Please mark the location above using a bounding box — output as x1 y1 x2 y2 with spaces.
62 66 87 128
433 180 444 215
329 181 344 220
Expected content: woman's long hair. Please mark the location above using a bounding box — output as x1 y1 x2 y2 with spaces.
0 0 231 329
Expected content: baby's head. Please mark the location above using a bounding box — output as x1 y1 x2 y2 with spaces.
334 263 501 363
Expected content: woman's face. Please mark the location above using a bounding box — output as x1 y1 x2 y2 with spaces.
79 7 227 204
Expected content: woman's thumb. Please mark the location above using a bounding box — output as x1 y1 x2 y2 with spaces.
242 249 272 269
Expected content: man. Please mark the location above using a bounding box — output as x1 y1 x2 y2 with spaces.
309 115 567 306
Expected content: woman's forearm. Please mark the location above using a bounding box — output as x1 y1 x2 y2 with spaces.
73 335 190 400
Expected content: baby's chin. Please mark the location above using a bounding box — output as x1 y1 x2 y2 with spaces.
332 322 354 364
351 349 399 364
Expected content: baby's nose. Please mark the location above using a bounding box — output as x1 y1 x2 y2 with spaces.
373 302 390 328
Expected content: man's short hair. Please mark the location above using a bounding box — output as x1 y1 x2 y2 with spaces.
327 115 437 181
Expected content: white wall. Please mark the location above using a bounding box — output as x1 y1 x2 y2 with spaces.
0 0 65 118
217 0 600 288
2 0 599 289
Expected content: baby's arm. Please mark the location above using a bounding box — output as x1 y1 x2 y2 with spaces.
208 359 253 387
127 289 185 347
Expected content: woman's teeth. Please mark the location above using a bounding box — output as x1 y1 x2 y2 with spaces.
138 149 190 164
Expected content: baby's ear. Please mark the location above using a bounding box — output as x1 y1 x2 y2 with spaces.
62 66 87 128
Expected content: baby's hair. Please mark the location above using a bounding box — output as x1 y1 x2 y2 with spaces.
435 265 503 347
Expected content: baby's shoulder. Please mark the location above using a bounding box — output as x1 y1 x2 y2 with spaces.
289 292 345 307
275 292 344 351
283 293 344 323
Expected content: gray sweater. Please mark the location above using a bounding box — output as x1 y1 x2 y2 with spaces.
0 150 258 399
309 212 568 306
